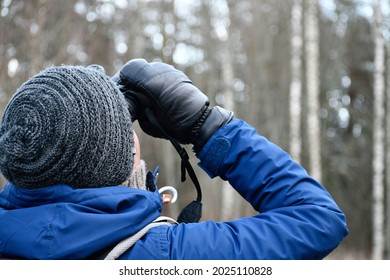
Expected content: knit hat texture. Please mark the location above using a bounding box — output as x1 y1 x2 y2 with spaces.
0 65 134 189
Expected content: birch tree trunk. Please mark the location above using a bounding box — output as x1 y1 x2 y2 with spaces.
305 0 322 181
217 0 241 221
386 38 390 260
289 0 303 163
372 0 385 260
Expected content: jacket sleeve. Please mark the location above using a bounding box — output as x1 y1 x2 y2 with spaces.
166 118 348 259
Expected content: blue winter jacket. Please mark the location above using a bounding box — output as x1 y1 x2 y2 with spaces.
0 119 348 259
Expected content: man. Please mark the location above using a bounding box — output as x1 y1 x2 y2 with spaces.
0 59 348 259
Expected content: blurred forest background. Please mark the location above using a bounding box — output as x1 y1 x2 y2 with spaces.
1 0 390 259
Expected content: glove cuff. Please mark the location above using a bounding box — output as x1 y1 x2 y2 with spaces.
191 107 212 136
191 106 234 153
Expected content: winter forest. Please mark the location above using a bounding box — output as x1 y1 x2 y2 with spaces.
0 0 389 259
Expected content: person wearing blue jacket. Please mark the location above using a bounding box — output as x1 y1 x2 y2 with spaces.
0 59 348 260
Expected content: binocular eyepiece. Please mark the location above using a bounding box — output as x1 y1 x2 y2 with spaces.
116 84 141 122
111 73 141 122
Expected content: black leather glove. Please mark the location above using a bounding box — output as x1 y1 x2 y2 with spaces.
113 59 233 152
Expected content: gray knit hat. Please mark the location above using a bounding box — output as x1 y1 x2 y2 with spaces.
0 65 134 189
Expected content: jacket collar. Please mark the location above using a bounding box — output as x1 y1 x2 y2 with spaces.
0 183 162 259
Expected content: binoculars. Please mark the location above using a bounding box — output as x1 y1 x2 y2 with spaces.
117 83 141 122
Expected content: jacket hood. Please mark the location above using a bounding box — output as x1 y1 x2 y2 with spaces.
0 183 162 259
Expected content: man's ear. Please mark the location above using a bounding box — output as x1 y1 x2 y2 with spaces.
133 131 141 169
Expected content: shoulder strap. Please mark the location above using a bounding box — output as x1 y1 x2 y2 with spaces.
104 216 177 260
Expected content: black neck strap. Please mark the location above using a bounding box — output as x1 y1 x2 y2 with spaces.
145 108 202 223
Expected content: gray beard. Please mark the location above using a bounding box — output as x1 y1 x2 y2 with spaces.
124 160 147 190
